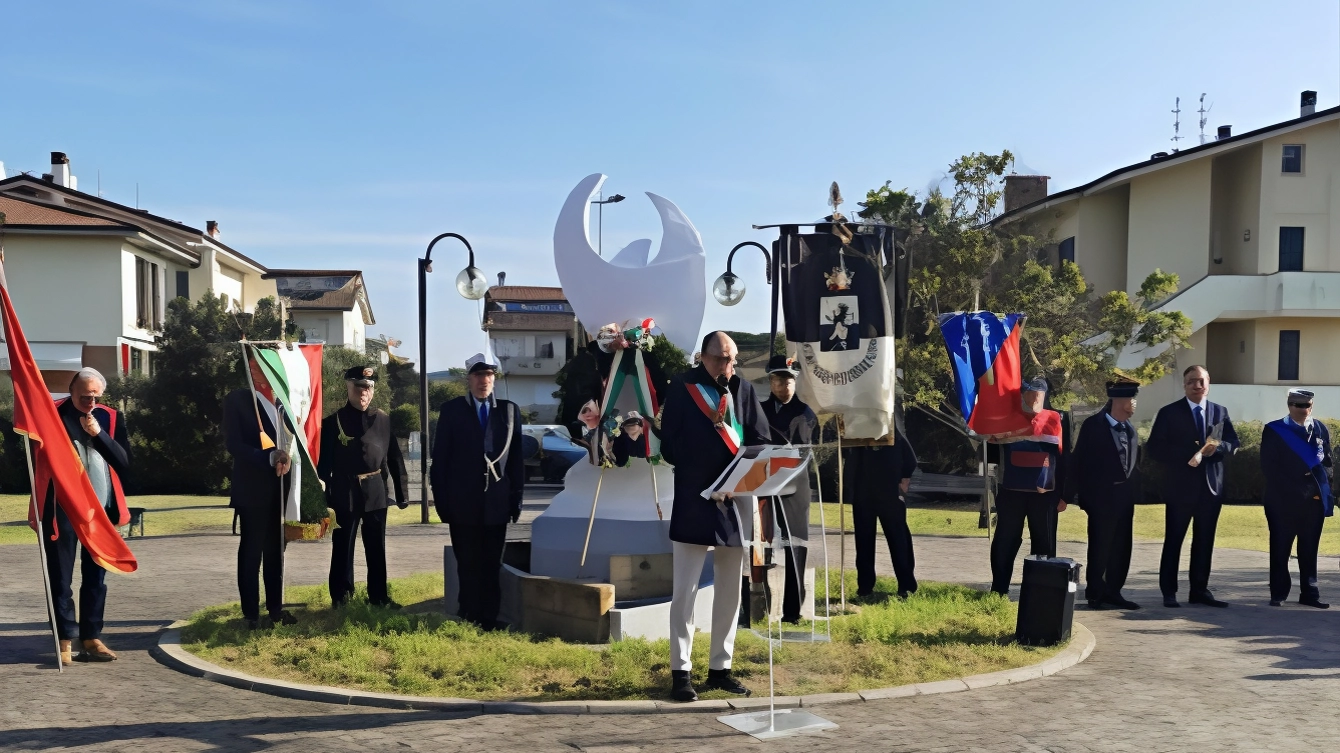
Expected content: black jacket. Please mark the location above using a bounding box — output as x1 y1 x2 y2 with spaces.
430 395 524 526
1065 409 1141 514
223 388 291 511
660 365 770 546
44 400 131 524
843 431 917 503
1146 399 1238 500
318 403 409 513
1260 419 1333 510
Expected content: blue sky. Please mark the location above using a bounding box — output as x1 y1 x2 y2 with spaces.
3 1 1338 371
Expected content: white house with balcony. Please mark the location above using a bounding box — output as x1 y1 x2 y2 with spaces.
0 152 274 392
482 285 579 422
993 91 1340 421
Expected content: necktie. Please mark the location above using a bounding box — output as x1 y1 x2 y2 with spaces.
478 401 489 429
1193 405 1205 441
1117 422 1132 469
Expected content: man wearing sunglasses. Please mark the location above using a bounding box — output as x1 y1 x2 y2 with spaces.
1261 389 1333 608
40 368 131 664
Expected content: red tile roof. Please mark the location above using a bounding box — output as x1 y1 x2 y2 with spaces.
485 285 566 302
0 195 126 227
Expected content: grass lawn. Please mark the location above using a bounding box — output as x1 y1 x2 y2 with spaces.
180 571 1061 701
0 494 441 545
809 501 1340 556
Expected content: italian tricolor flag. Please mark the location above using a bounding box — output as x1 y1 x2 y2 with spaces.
250 343 323 521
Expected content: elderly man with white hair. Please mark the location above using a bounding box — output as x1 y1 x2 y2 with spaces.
39 367 132 664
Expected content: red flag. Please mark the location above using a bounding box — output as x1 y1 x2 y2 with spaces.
1 255 137 574
300 344 322 467
966 322 1032 436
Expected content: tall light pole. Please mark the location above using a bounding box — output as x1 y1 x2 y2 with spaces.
590 193 625 256
418 233 488 523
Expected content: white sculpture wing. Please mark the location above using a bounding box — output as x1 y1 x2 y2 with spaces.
553 174 706 357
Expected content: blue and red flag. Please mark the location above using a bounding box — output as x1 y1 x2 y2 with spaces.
938 312 1032 436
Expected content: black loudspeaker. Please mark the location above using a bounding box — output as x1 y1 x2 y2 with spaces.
1015 556 1080 646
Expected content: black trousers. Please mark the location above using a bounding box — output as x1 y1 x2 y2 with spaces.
990 489 1059 594
853 492 917 595
236 503 285 621
1266 502 1325 602
1085 505 1133 602
781 545 808 622
450 523 507 625
42 503 107 641
329 503 389 605
1160 487 1222 597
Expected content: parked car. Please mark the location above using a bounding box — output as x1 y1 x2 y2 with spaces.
520 425 587 483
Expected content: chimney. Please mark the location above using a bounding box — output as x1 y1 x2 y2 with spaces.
206 221 220 238
1301 90 1317 117
497 271 506 287
50 152 72 188
1003 175 1049 213
1217 125 1232 140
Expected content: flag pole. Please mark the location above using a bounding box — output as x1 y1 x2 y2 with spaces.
836 417 846 612
21 437 63 672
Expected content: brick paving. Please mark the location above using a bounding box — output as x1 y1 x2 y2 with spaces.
2 494 1339 752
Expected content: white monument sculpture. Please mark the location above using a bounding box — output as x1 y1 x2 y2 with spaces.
529 173 706 582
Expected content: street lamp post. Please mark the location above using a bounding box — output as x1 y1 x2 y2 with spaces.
590 193 626 256
417 233 488 523
712 240 775 352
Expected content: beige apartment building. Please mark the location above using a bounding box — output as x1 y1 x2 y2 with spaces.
994 91 1340 421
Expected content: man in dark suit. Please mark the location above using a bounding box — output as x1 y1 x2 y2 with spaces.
660 331 770 703
1147 365 1240 608
1066 380 1142 610
319 365 409 608
223 357 296 630
40 368 130 664
1261 389 1333 608
431 356 523 629
844 431 919 599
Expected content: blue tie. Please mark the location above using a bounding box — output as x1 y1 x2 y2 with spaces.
1193 405 1205 441
478 401 489 429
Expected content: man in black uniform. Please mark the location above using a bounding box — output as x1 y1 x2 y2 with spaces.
845 430 918 599
1261 388 1333 608
431 356 524 629
759 355 817 622
319 365 409 607
223 357 295 630
1066 380 1142 610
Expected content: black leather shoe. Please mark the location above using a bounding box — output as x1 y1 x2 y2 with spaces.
245 618 261 630
1103 595 1141 610
1269 600 1283 607
703 669 751 696
670 670 697 702
269 610 299 626
372 600 404 610
1163 596 1181 608
1087 599 1104 610
1189 593 1228 608
1299 597 1331 609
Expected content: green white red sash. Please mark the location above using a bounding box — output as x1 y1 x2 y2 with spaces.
687 381 743 454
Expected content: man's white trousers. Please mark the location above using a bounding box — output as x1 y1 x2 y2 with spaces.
670 541 745 672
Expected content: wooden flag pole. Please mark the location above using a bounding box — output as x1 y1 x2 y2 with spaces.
836 416 846 612
21 437 63 672
578 467 608 570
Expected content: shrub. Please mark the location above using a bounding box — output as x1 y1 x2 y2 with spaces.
390 404 420 438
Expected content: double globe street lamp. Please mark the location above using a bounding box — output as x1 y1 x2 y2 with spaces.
417 233 488 523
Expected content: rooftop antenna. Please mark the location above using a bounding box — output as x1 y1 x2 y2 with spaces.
1198 93 1213 144
1171 97 1184 149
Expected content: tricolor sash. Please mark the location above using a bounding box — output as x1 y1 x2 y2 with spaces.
687 382 743 454
1267 418 1333 515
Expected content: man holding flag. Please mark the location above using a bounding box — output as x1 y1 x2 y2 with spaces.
1261 389 1333 609
223 356 296 630
39 368 131 664
3 251 137 669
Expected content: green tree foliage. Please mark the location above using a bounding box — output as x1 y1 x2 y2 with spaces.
105 293 296 494
390 404 420 438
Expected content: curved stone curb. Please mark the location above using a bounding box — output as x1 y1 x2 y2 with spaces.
152 620 1094 716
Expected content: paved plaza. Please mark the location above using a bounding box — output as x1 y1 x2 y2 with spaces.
2 495 1339 752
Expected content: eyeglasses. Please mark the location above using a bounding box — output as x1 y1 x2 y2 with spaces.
1289 402 1313 409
